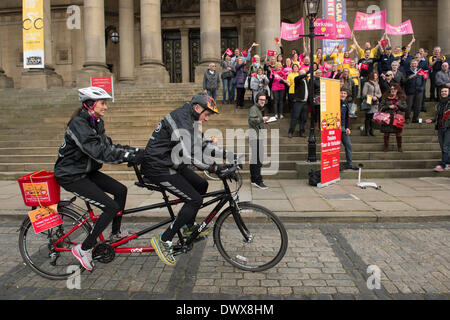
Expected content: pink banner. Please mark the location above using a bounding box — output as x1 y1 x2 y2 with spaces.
280 18 304 41
314 18 336 39
335 21 352 39
353 10 386 30
386 20 414 35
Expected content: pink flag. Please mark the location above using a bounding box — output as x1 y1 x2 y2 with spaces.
280 18 304 41
225 48 233 56
335 21 352 39
314 19 336 39
386 20 414 35
353 10 386 30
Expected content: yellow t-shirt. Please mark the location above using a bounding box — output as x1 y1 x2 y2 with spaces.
348 67 359 86
328 52 345 66
359 48 377 59
393 45 412 58
286 72 299 94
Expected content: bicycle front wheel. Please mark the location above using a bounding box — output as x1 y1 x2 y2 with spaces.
18 206 92 280
213 202 288 272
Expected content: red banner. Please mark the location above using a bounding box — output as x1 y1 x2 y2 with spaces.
314 18 336 39
280 18 304 41
320 78 341 186
353 10 386 31
335 21 352 39
386 20 414 35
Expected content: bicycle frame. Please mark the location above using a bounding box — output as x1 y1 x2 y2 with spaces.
52 170 237 256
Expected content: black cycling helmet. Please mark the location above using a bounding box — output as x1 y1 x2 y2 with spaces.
191 94 219 114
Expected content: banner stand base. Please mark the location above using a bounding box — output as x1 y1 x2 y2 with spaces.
317 178 340 188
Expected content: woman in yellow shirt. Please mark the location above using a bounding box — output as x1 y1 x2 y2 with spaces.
286 64 300 114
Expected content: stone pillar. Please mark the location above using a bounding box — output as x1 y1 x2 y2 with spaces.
0 36 13 88
381 0 402 48
21 0 63 89
195 0 221 83
119 0 135 83
180 28 190 83
437 0 450 54
255 0 280 58
135 0 169 84
76 0 111 87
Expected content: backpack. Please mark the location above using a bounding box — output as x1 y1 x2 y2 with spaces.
308 169 321 187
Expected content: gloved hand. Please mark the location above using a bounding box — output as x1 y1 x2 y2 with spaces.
125 149 144 165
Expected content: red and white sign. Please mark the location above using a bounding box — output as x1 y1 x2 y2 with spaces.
319 78 341 187
386 20 414 35
267 50 276 57
417 69 429 80
280 18 304 41
353 10 386 31
91 76 115 102
225 48 233 56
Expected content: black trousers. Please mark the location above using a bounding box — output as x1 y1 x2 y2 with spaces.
147 166 208 242
60 171 127 250
250 138 264 184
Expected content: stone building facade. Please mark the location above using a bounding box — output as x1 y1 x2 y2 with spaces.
0 0 448 88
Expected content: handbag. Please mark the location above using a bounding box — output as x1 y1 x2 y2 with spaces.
373 112 391 124
393 113 405 129
360 99 370 111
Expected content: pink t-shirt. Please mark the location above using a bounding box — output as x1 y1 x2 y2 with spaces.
271 70 286 91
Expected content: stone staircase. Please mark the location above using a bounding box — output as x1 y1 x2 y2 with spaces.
0 84 448 181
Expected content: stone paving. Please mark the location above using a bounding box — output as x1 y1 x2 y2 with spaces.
0 221 449 300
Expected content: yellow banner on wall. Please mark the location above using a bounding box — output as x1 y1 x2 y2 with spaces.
23 0 44 68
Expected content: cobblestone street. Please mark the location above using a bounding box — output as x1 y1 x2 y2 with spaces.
0 220 449 300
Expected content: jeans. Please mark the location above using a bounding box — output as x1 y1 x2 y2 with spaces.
289 101 308 134
341 131 353 167
272 89 285 116
406 91 424 121
222 78 233 102
438 128 450 167
206 89 217 101
230 78 236 102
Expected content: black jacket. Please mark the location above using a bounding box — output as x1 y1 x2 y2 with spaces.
54 109 130 185
293 73 309 102
141 102 227 177
404 69 425 95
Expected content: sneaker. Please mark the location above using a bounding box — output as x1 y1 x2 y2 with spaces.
434 165 444 172
182 223 211 238
71 244 94 271
445 165 450 171
109 230 130 242
150 235 176 266
252 181 269 190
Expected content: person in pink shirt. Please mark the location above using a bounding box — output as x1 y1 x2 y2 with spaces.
271 62 288 119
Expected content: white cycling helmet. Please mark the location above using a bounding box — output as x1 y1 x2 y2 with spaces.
78 87 112 102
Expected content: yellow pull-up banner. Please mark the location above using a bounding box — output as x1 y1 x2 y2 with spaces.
23 0 44 68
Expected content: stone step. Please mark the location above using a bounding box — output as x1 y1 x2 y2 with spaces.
0 149 442 165
0 170 298 181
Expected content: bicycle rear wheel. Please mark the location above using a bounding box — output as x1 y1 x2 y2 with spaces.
213 202 288 272
18 206 92 280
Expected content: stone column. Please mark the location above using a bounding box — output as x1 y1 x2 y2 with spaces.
437 0 450 54
22 0 63 88
135 0 169 84
255 0 280 58
0 36 13 88
180 28 190 83
195 0 221 83
381 0 402 48
119 0 135 83
76 0 111 86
